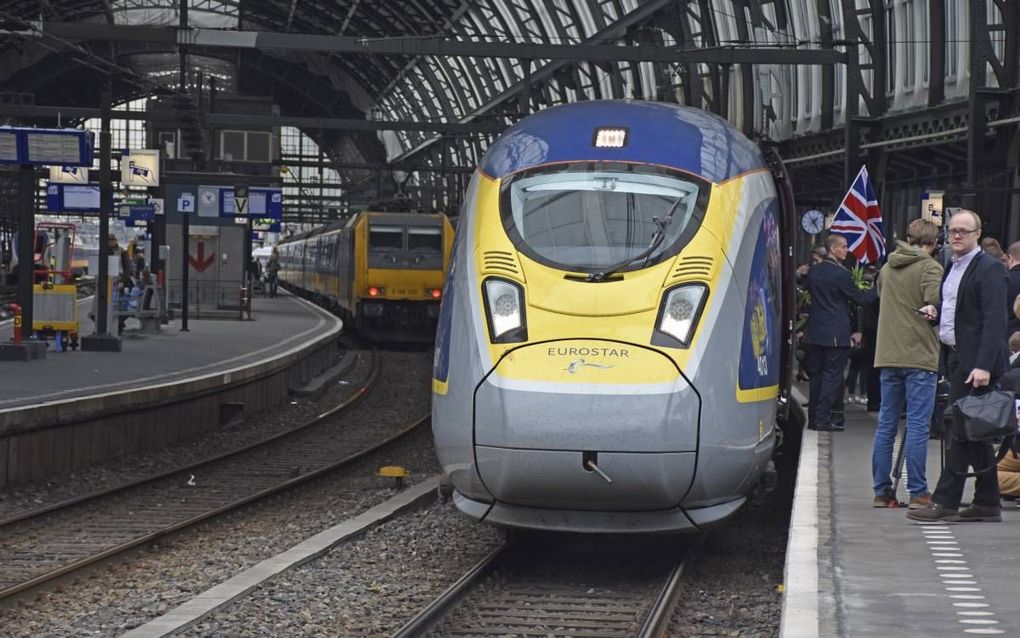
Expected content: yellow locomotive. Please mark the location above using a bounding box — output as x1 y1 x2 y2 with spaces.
278 210 454 339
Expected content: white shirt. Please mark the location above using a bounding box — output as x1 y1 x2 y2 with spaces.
939 245 982 346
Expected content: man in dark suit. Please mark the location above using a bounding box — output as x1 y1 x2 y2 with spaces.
1005 242 1020 336
803 234 867 431
909 210 1009 522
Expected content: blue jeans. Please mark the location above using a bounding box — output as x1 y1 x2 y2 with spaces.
872 367 937 498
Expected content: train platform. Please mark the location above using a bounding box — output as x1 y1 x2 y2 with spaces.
782 388 1019 637
0 291 338 409
0 291 342 487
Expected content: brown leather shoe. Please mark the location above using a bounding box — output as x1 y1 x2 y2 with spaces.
906 502 959 523
873 491 895 508
908 493 931 510
957 504 1002 522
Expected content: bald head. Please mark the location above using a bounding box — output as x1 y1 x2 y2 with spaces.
826 234 847 251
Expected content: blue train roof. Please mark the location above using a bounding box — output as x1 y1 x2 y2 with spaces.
480 100 765 184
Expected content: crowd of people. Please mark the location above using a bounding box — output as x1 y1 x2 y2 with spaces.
799 209 1020 523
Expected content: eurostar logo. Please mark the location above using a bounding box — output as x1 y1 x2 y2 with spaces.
564 358 614 374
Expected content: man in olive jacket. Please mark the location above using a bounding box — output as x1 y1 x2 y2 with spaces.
871 219 944 509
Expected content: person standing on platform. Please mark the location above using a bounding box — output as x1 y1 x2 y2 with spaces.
1005 242 1020 337
266 251 280 298
871 219 943 509
803 234 867 431
909 210 1009 523
859 277 882 412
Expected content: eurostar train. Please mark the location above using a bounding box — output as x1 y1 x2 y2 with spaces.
277 209 454 340
432 100 798 534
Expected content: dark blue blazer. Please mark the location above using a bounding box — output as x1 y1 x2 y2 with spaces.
804 258 867 347
1006 265 1020 337
943 251 1009 378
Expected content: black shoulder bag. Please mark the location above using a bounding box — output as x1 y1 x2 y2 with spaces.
952 387 1018 441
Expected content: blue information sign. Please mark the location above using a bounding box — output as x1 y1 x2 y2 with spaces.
47 183 100 212
0 127 95 166
119 204 156 223
219 187 283 218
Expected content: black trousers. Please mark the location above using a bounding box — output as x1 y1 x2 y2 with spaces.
932 351 1000 508
805 344 849 427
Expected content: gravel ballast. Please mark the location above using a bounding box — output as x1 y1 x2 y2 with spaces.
0 349 437 637
667 433 799 637
180 502 501 638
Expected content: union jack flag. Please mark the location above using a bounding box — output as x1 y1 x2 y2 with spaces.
830 165 886 264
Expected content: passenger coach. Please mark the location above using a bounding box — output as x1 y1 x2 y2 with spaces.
278 209 454 339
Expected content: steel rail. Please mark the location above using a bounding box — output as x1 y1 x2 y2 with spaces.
0 345 373 529
391 541 690 637
637 557 689 638
1 414 430 604
0 350 436 603
390 540 512 638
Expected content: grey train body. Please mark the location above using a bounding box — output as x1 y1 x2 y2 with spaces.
432 101 790 534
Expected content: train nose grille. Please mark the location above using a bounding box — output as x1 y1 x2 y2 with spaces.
667 256 713 284
482 250 521 276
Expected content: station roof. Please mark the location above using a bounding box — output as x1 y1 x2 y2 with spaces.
0 0 810 175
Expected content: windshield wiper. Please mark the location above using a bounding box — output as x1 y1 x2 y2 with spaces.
585 196 686 282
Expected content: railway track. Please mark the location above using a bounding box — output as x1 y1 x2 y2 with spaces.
394 534 689 638
0 347 430 603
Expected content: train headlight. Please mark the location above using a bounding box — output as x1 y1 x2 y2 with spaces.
483 278 527 343
655 284 707 347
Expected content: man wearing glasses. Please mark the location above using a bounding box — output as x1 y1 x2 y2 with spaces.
909 210 1009 523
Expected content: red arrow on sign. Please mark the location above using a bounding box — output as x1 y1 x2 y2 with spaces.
188 241 216 272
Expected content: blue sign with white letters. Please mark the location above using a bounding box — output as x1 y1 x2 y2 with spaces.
0 127 94 166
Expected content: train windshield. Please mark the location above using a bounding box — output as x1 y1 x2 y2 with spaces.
369 226 403 250
367 219 445 270
500 162 708 273
408 227 442 252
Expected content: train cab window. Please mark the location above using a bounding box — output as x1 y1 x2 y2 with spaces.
500 162 709 274
408 227 442 252
405 226 444 270
369 226 403 250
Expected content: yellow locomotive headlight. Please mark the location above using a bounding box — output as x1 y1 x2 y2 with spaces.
655 284 707 347
483 278 527 343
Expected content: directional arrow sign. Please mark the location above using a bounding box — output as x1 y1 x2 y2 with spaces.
188 241 216 272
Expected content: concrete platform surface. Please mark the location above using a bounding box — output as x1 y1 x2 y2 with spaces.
0 291 339 410
783 388 1020 637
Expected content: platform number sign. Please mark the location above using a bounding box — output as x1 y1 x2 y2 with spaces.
234 185 249 215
